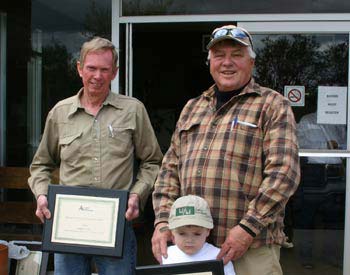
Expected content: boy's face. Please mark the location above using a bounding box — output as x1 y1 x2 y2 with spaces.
172 225 210 255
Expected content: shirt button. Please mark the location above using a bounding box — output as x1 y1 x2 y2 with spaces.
94 157 98 161
197 169 201 175
203 146 208 150
94 177 99 181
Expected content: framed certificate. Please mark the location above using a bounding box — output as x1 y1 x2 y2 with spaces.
135 260 225 275
42 184 128 258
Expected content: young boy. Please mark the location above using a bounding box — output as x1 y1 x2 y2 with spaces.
162 195 235 275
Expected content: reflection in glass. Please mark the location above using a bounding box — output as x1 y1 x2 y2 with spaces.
285 157 345 273
297 111 346 152
122 0 350 16
254 34 348 97
3 0 111 165
33 0 112 127
253 34 348 150
256 37 350 272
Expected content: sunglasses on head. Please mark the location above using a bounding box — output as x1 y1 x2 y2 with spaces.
211 27 253 49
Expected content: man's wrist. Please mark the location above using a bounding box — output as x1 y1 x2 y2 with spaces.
37 194 47 200
239 223 256 238
159 225 170 232
155 222 169 232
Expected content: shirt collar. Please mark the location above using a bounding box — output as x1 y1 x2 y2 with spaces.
67 88 123 118
203 78 261 100
102 91 124 109
67 88 84 118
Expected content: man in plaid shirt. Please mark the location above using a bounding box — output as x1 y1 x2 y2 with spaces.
151 24 300 275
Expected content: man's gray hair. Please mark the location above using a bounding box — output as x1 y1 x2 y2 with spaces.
247 47 256 59
79 36 118 70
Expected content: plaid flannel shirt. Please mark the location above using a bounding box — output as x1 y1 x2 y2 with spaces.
153 78 300 248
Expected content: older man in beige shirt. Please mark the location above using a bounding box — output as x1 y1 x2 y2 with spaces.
28 36 162 275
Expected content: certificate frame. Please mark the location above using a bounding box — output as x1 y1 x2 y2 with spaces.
135 260 225 275
42 184 128 258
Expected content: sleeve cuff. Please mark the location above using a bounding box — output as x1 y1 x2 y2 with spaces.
239 223 257 237
240 215 265 236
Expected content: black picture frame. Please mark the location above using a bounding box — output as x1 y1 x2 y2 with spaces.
136 260 225 275
42 184 128 258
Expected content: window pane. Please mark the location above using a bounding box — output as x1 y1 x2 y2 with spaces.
3 0 111 165
284 157 345 273
122 0 350 16
253 34 348 150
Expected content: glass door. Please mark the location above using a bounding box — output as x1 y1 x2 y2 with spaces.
125 20 350 273
239 22 350 274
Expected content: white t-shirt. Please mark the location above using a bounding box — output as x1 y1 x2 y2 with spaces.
162 242 236 275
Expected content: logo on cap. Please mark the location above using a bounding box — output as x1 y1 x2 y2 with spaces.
176 206 195 216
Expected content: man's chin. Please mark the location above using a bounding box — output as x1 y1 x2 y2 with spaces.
87 87 107 94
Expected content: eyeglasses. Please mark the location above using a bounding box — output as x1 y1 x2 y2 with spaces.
211 27 253 49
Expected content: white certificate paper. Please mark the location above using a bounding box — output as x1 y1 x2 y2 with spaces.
51 194 119 247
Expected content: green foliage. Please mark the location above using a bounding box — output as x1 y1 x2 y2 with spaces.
41 41 81 119
319 42 348 86
83 0 111 39
254 34 348 120
254 35 322 93
255 34 348 93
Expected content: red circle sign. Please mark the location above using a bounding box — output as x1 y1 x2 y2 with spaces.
288 89 302 103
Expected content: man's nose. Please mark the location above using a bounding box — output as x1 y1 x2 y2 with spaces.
223 56 234 65
94 70 102 78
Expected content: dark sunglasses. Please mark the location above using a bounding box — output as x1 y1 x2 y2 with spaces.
211 27 253 49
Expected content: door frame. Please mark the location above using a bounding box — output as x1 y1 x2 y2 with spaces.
0 12 7 166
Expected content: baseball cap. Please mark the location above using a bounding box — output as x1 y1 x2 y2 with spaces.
168 195 213 230
206 25 253 50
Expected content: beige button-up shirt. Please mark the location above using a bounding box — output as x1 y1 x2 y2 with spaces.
29 89 163 208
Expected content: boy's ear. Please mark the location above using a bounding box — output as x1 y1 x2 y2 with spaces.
171 234 175 244
206 229 210 237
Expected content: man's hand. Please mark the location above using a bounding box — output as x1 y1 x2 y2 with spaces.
151 222 172 264
217 225 254 264
125 193 140 221
36 195 51 223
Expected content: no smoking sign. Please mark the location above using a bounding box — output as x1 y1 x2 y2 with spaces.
284 86 305 107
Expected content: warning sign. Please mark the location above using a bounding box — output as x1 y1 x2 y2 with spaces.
284 86 305 106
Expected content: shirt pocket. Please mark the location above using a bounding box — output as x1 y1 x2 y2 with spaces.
178 121 202 159
227 124 262 165
59 132 83 163
108 127 133 157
